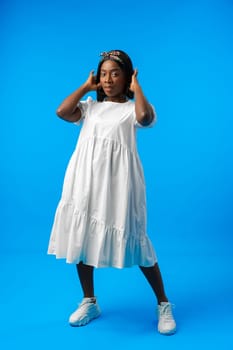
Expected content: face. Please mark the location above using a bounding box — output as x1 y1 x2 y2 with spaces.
99 60 127 100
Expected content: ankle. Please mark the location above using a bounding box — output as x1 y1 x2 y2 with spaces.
84 296 96 304
158 298 168 305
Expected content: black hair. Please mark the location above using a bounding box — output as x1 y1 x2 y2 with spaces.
96 50 134 102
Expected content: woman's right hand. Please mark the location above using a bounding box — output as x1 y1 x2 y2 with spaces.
84 70 100 91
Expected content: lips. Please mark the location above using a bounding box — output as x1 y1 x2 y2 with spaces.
104 86 113 94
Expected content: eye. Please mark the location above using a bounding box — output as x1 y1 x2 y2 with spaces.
100 72 106 77
111 71 119 77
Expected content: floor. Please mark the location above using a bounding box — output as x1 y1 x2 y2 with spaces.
1 247 232 350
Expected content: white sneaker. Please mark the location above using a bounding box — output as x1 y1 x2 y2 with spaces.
69 297 101 326
157 302 176 335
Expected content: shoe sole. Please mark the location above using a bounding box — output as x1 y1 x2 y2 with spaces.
69 312 101 327
158 327 177 335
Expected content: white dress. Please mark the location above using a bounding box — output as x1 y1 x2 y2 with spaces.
48 97 157 268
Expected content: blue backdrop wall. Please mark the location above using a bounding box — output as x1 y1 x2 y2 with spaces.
1 1 233 349
1 0 233 261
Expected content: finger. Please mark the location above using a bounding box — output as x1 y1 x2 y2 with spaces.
133 68 138 77
89 70 95 77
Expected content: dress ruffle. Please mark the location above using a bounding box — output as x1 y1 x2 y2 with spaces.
48 200 157 268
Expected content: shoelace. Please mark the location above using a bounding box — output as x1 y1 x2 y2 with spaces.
159 303 175 320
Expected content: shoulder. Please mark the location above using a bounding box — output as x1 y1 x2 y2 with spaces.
79 96 96 107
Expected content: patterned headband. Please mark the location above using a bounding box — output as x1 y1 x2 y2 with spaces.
100 51 124 65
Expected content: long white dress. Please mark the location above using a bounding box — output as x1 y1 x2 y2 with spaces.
48 97 157 268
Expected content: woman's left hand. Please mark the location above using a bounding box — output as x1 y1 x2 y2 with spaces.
129 69 139 92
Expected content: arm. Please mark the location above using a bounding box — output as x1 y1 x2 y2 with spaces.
130 69 155 126
56 70 98 122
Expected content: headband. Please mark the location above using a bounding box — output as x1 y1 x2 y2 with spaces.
100 51 124 65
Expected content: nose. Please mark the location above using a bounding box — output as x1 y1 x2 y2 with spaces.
105 73 112 83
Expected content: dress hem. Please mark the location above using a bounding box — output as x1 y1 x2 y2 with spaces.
47 252 157 269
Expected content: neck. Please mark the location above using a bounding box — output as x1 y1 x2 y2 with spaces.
104 95 128 103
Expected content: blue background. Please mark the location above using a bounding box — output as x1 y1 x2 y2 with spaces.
1 0 233 349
